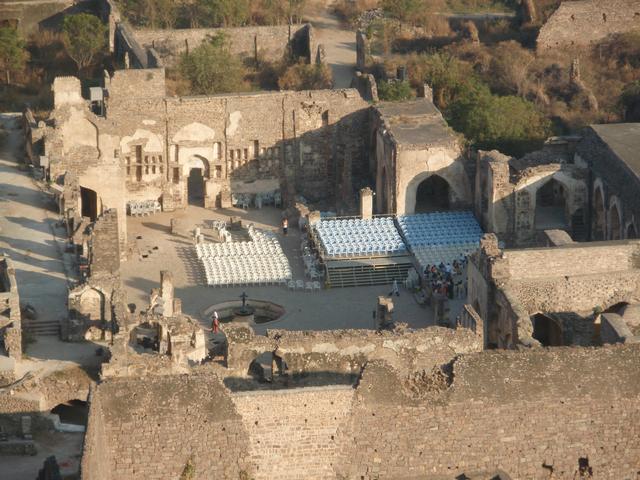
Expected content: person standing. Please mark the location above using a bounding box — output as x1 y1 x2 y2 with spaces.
282 217 288 235
390 279 400 297
211 311 220 334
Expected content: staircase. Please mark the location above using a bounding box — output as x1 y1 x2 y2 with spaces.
22 318 60 336
326 258 413 288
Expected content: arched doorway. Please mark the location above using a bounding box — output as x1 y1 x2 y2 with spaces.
188 168 205 206
594 187 605 240
80 187 98 221
627 223 637 239
532 313 563 346
415 175 450 213
535 178 567 230
380 166 388 213
185 155 209 207
609 203 621 240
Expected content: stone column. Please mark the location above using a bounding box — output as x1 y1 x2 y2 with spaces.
160 271 174 317
360 187 373 220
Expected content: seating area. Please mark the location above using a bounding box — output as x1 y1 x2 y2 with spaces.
396 211 483 272
315 217 407 258
127 199 161 216
196 228 291 286
397 211 482 248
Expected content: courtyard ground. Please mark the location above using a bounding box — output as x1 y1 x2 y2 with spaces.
121 205 465 334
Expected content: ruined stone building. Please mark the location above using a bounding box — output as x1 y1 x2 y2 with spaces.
468 233 640 349
372 100 471 216
78 316 640 480
537 0 640 51
0 255 22 380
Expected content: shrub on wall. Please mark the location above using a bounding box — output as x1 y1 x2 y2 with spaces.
377 80 414 101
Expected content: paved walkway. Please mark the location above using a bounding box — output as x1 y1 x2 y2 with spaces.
306 2 356 88
0 114 68 329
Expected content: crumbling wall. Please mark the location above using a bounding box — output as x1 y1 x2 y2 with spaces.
0 0 79 36
224 324 482 376
133 24 312 67
0 256 22 361
537 0 640 51
336 345 640 479
81 390 114 480
84 372 250 479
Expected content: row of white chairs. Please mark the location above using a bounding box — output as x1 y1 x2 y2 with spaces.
127 200 161 216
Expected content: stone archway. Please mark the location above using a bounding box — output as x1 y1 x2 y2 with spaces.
627 223 637 239
414 175 450 213
594 186 605 240
609 202 622 240
532 313 563 346
535 178 567 230
185 155 210 207
80 187 98 221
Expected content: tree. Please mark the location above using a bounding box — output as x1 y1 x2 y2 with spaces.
448 82 551 156
0 27 28 86
62 14 107 76
179 33 246 94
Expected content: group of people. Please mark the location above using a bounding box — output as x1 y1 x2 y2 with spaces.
423 257 468 300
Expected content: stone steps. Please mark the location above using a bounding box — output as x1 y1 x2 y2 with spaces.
23 319 60 336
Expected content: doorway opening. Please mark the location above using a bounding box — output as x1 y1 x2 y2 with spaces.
80 187 98 221
535 178 567 230
627 223 637 239
594 187 605 240
610 203 621 240
532 313 563 346
187 168 205 206
415 175 450 213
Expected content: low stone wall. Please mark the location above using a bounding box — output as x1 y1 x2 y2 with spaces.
601 313 640 344
133 23 312 67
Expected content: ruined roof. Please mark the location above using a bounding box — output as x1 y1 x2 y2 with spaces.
376 100 458 149
590 123 640 181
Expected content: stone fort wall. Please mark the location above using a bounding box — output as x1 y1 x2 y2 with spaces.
337 345 640 479
81 372 251 480
82 344 640 479
134 24 313 67
537 0 640 51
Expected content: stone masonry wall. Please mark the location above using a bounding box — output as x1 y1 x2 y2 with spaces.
85 372 250 480
336 345 640 479
81 390 113 480
134 24 311 67
504 240 640 279
537 0 640 51
231 386 355 480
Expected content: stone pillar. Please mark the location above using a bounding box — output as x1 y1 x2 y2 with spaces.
360 187 374 220
160 271 174 317
376 296 394 329
173 298 182 316
308 210 322 227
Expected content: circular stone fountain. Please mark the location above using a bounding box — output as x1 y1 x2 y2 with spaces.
203 299 285 326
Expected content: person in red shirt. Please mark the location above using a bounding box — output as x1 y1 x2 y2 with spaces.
211 311 220 334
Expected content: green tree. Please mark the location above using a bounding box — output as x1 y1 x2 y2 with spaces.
179 33 246 94
0 27 28 85
377 80 414 101
62 14 107 76
201 0 251 27
448 82 551 156
382 0 424 24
